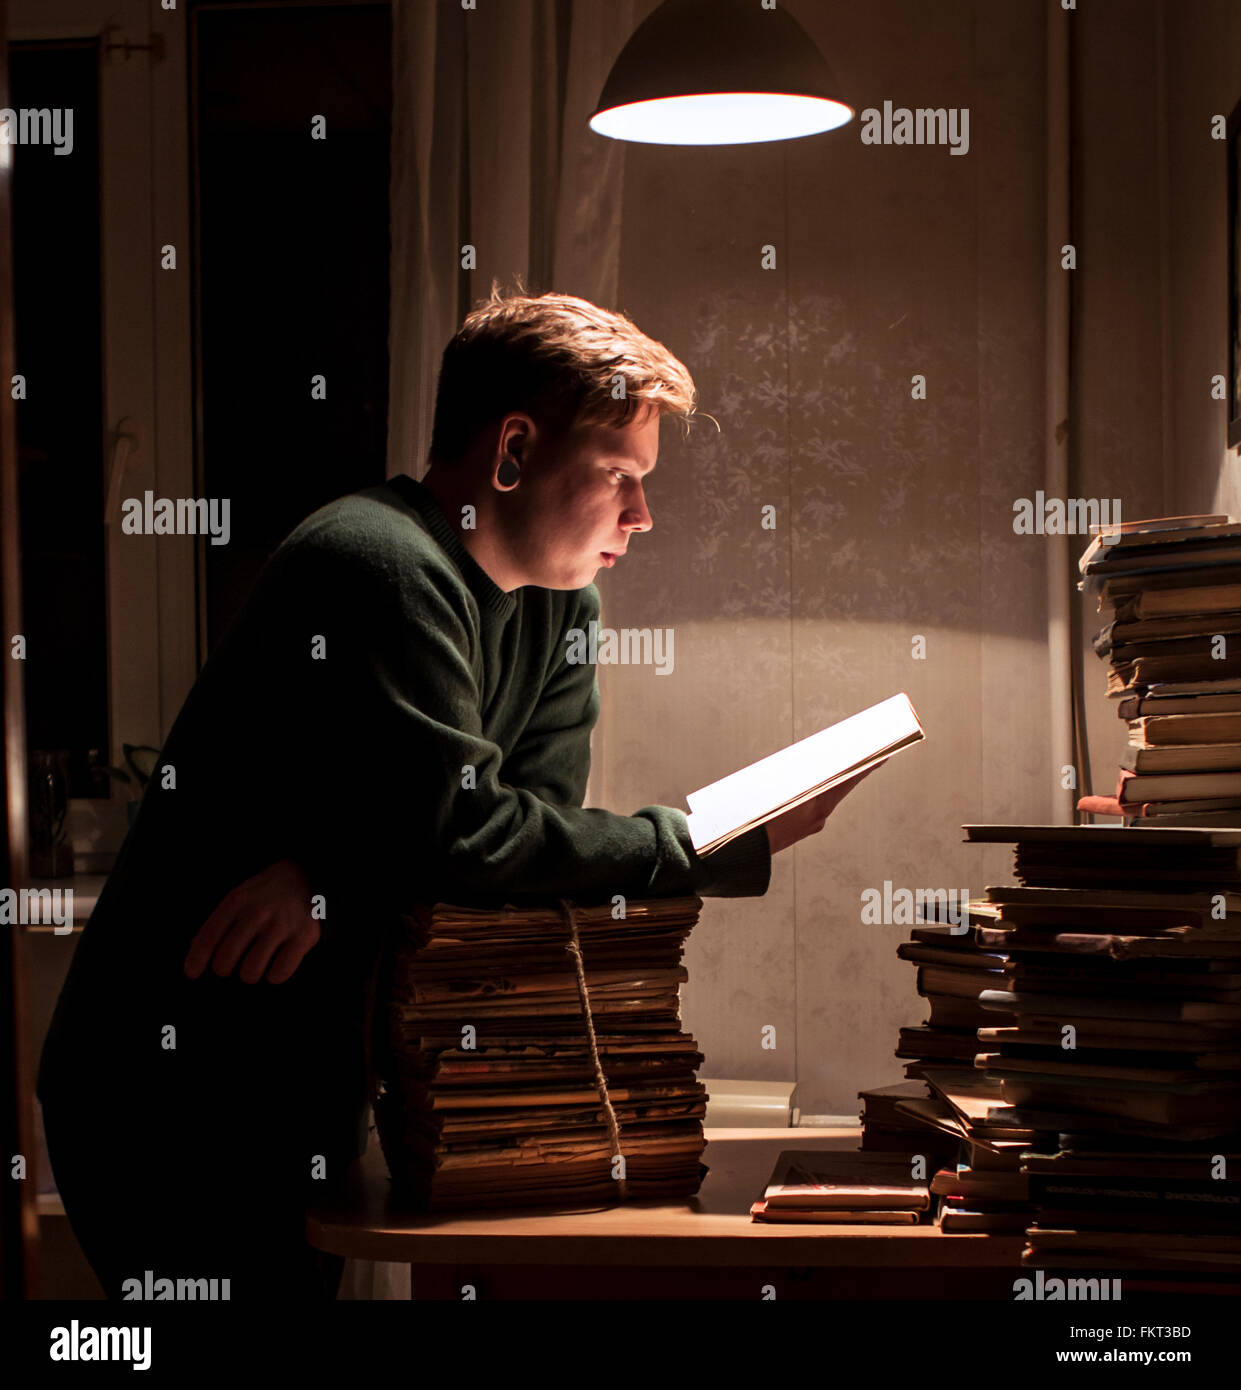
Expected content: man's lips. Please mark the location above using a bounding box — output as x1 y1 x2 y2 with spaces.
600 549 626 567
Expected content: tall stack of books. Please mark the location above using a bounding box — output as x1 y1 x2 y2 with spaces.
866 912 1037 1232
373 895 710 1211
1079 514 1241 824
965 823 1241 1274
844 913 1037 1232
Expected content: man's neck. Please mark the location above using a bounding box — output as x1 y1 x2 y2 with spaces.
420 464 523 592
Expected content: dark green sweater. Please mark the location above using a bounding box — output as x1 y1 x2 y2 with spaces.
38 476 769 1160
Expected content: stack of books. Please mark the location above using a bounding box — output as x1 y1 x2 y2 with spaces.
930 1156 1034 1233
861 1065 1038 1233
965 823 1241 1273
1078 514 1241 824
850 917 1040 1233
756 1080 1035 1230
913 1076 1038 1233
372 895 710 1211
750 1150 931 1224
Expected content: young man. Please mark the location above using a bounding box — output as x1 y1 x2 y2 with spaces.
37 289 867 1301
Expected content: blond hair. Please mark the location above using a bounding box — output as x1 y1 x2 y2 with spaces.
428 281 699 463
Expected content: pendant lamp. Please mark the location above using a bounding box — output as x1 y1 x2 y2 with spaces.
590 0 853 147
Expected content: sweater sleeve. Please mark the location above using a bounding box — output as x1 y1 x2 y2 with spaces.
291 539 770 908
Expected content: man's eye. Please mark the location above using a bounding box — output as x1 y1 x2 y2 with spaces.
610 470 627 482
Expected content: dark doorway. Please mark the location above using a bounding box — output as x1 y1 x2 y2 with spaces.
11 39 107 799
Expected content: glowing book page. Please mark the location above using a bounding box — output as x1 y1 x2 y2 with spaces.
684 692 925 856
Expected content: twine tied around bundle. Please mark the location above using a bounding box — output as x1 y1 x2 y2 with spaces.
558 899 629 1200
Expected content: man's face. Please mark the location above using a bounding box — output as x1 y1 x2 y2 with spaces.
504 405 659 590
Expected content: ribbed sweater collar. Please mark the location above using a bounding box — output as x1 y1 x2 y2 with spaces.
387 473 517 620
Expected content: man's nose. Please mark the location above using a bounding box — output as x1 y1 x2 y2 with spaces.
624 487 653 532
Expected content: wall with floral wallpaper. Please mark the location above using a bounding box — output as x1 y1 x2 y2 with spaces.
588 0 1063 1114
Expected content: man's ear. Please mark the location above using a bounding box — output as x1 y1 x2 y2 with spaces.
493 413 537 488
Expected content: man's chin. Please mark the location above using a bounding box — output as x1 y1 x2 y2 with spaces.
528 557 608 590
535 570 597 591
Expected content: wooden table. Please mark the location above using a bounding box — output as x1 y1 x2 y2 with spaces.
306 1127 1028 1299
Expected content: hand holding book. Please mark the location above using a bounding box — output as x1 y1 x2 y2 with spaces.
685 692 925 857
765 764 878 854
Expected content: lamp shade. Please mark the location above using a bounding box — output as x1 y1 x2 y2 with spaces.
590 0 852 146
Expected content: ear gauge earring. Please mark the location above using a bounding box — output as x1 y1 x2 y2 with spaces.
497 457 521 489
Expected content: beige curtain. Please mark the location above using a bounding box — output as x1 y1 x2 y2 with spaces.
353 0 647 1301
386 0 647 483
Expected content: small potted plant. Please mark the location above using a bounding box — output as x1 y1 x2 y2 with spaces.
106 743 162 828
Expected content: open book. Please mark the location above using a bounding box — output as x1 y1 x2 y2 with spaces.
684 692 925 856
